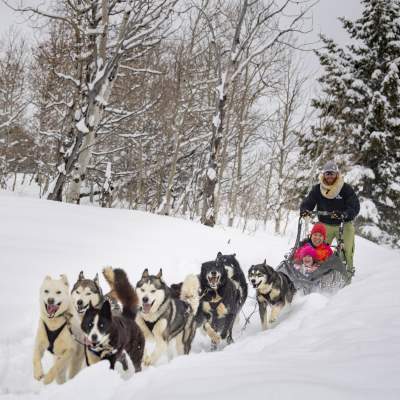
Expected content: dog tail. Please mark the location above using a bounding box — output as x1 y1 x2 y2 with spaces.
180 274 200 315
103 267 138 319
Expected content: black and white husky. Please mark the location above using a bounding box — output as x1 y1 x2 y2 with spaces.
248 260 296 330
197 259 242 348
215 252 248 312
81 267 144 371
135 269 199 366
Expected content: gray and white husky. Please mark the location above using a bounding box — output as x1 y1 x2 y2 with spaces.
248 261 296 330
33 275 82 384
135 269 199 366
71 271 120 318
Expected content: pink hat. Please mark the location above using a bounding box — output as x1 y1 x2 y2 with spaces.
299 245 317 260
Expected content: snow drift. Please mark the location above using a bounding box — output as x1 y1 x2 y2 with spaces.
0 191 399 399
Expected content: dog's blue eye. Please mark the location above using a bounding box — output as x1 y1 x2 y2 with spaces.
99 323 104 329
88 323 93 328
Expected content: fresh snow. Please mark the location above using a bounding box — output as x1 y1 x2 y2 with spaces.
0 191 399 399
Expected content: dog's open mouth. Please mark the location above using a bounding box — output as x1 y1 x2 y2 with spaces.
207 275 220 288
45 302 61 318
77 303 89 313
251 281 261 289
84 336 94 346
141 301 155 314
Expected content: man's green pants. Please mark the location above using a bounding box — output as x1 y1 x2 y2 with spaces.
324 222 355 279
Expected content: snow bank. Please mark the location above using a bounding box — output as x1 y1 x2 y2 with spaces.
0 191 399 399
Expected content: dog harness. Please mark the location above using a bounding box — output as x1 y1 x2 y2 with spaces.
85 345 118 366
43 321 67 354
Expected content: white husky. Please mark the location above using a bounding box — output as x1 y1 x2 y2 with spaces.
33 275 82 384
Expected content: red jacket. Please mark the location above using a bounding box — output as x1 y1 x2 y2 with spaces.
294 241 333 263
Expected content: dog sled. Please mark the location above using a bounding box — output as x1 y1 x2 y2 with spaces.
277 211 348 295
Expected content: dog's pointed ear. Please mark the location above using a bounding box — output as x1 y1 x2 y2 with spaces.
233 253 236 257
100 300 112 320
263 259 267 267
60 274 69 286
44 275 52 281
217 251 222 258
142 268 149 279
156 268 163 279
94 273 99 287
78 271 85 281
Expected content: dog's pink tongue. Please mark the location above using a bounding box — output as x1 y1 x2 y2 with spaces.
84 337 93 346
47 304 58 315
143 303 152 313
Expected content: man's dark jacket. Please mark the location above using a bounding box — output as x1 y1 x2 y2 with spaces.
300 183 360 225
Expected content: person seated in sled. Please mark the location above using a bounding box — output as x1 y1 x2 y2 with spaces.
293 245 319 277
299 161 360 284
294 222 333 264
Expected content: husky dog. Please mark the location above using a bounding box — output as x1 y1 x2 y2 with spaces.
198 260 241 348
71 272 103 316
215 252 248 311
136 269 199 366
33 275 82 385
81 267 144 371
248 260 296 330
71 271 120 318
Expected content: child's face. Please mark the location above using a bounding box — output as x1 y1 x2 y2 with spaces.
311 232 324 246
302 255 314 267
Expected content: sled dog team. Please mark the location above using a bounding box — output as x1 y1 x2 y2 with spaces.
34 253 296 384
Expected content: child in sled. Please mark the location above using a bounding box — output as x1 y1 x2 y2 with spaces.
293 245 319 276
294 222 333 263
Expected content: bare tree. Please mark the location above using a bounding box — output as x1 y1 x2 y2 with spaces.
0 29 28 186
196 0 314 226
4 0 177 202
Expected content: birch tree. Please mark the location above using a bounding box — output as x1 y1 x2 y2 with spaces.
0 30 28 186
5 0 177 202
197 0 315 226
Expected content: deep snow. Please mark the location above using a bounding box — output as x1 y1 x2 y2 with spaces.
0 190 399 399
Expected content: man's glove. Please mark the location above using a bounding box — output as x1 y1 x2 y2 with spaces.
300 209 312 218
331 211 347 220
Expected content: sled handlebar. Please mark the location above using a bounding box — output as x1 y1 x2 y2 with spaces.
301 210 346 221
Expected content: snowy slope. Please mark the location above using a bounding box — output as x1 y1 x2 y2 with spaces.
0 190 399 400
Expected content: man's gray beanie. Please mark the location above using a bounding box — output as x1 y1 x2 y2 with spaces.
322 160 339 173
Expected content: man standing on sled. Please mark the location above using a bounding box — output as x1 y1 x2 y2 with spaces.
300 161 360 284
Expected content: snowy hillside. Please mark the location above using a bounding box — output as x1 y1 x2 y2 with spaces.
0 191 399 400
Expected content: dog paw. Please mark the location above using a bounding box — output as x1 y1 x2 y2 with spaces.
210 332 221 345
143 354 152 367
42 372 55 385
33 368 44 381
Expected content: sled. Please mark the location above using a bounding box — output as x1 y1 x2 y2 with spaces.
276 211 348 295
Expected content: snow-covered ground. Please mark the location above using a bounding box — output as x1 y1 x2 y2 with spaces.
0 190 399 399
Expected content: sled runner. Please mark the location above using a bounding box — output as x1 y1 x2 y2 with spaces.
277 211 347 295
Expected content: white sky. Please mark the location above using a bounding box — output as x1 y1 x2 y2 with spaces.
0 0 363 81
0 0 363 43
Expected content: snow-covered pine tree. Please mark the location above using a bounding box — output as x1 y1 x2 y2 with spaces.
299 0 400 247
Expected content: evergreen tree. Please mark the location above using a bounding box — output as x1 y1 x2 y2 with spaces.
299 0 400 247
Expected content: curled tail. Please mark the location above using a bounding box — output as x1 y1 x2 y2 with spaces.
180 274 200 315
103 267 138 319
